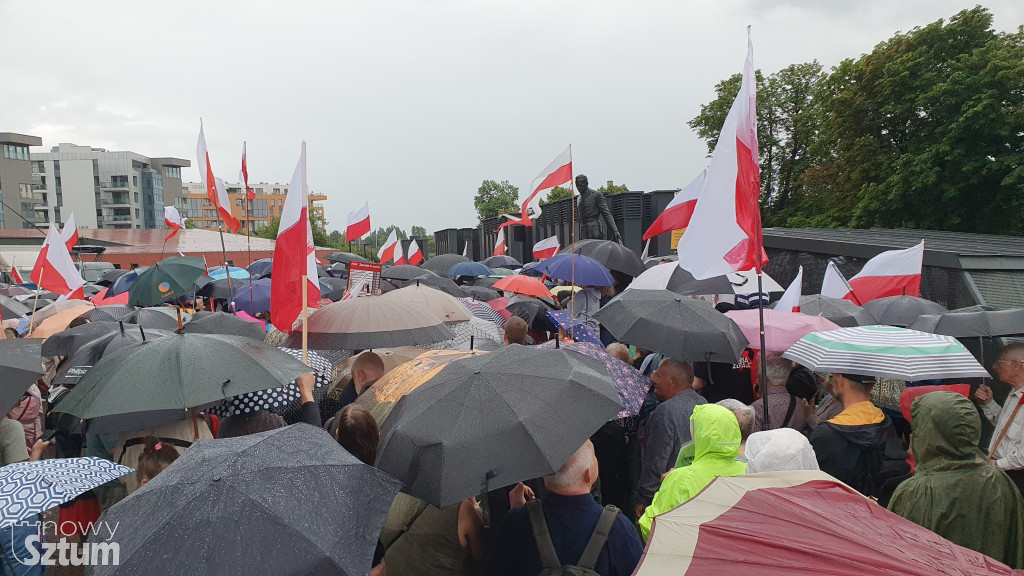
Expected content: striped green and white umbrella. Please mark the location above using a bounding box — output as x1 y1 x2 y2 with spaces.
783 325 990 381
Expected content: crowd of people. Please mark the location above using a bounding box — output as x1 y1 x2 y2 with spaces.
3 290 1024 575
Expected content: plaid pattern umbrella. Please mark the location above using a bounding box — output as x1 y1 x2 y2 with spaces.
783 325 991 381
0 457 133 529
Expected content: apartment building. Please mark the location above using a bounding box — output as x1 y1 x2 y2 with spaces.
0 133 44 229
182 181 327 233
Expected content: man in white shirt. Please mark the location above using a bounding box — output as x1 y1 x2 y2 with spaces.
975 343 1024 494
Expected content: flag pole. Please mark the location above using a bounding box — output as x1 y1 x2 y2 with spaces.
243 191 254 315
568 144 576 341
218 226 236 311
301 274 309 365
28 266 44 334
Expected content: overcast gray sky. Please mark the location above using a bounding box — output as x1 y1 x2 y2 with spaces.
1 1 1019 234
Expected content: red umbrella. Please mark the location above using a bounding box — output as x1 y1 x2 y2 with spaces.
639 471 1017 576
90 287 130 306
492 275 551 299
486 296 513 322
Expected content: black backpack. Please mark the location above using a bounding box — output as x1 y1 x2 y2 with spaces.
526 499 619 576
864 431 911 507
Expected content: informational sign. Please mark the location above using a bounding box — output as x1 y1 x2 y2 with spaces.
670 229 685 249
347 262 382 297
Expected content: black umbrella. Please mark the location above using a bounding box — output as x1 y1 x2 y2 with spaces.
181 311 266 340
481 255 522 270
98 269 130 286
50 323 175 389
402 275 468 298
422 254 470 275
381 264 434 282
376 344 621 507
90 424 401 576
325 252 371 265
85 304 137 323
125 307 187 331
379 278 402 294
286 295 454 350
594 289 749 364
319 277 348 302
908 308 1024 338
326 262 347 277
0 339 43 414
644 255 678 269
862 295 948 327
0 295 30 319
470 276 501 289
572 239 646 277
774 295 877 328
54 334 312 433
506 294 558 332
82 284 104 297
462 285 501 301
42 321 123 357
198 277 247 300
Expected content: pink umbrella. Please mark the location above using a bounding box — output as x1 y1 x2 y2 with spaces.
725 309 839 352
235 310 267 330
90 287 129 306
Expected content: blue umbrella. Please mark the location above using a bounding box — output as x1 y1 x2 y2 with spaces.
446 262 493 277
106 266 149 297
208 266 250 280
0 457 134 528
534 253 614 287
520 261 545 278
232 278 273 314
246 258 273 278
546 310 603 346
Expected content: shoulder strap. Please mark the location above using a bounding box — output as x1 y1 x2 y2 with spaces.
991 397 1024 461
577 505 620 570
526 500 561 570
382 501 429 553
116 437 192 464
782 394 798 428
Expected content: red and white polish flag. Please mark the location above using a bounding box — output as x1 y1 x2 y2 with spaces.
59 213 79 252
493 228 507 256
842 241 925 303
775 265 803 313
197 121 241 233
346 202 371 241
9 256 24 284
499 145 573 229
821 261 853 301
394 243 407 266
164 206 186 240
240 141 255 201
676 29 767 280
377 230 399 264
532 235 560 260
271 142 321 331
462 242 468 258
31 224 86 299
643 170 705 241
407 240 424 266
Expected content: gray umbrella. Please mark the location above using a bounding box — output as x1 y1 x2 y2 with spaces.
181 311 266 340
0 295 30 319
572 239 645 277
125 307 189 331
462 285 501 301
773 295 877 328
50 324 175 389
86 304 137 323
401 275 468 298
594 289 749 363
286 295 454 350
862 295 948 327
506 294 558 332
470 276 501 289
907 308 1024 338
422 254 470 275
98 269 131 286
376 344 621 507
0 339 43 414
381 265 435 281
42 321 124 357
89 424 401 576
54 334 311 433
325 251 371 265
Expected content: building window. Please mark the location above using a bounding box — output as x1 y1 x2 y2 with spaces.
255 187 263 194
21 203 34 219
273 188 280 194
249 198 268 218
164 166 181 179
111 175 129 188
35 161 44 173
133 175 138 187
203 198 211 207
2 144 30 160
54 177 61 189
94 176 100 187
134 192 139 203
235 198 243 206
56 193 62 207
135 209 140 218
19 184 32 199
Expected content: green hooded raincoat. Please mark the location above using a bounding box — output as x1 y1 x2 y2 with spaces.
888 392 1024 569
639 404 747 539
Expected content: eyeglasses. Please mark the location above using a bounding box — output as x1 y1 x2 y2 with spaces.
993 360 1024 367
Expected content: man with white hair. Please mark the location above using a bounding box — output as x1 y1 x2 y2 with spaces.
489 441 643 576
748 352 812 434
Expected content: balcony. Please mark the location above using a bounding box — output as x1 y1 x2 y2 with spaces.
99 192 131 206
98 181 130 190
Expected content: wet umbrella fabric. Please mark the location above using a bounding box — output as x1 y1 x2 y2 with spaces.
383 284 473 324
422 254 470 275
636 470 1015 576
0 286 32 297
492 275 551 299
85 304 137 323
375 344 622 507
534 254 614 287
181 311 266 340
459 298 506 326
461 285 501 302
506 294 557 332
469 276 501 289
125 307 189 331
445 262 492 278
0 339 43 414
862 295 948 327
628 265 784 295
207 265 250 280
127 257 206 307
89 424 402 576
400 275 468 299
0 295 29 319
31 299 96 324
197 277 248 300
356 349 486 423
595 290 748 364
546 310 603 346
42 321 130 357
106 267 148 297
319 277 348 302
537 340 649 419
54 334 312 433
246 258 274 278
381 265 434 281
572 239 646 277
724 309 840 353
28 305 95 339
50 324 176 389
776 295 877 328
0 458 133 529
907 308 1024 338
325 252 371 265
98 269 130 286
481 255 522 270
229 278 273 313
288 296 454 350
422 316 505 351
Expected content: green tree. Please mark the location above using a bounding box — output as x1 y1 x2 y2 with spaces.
253 213 335 247
411 225 435 257
541 186 572 205
184 220 199 230
474 180 519 220
598 182 630 195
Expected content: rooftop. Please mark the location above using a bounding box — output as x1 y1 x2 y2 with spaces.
0 133 42 147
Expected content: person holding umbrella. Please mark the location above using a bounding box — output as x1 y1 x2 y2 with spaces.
975 343 1024 494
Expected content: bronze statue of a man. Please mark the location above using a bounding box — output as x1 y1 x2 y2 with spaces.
576 174 622 243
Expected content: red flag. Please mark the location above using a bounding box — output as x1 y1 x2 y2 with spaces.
346 202 371 241
532 235 560 260
31 224 86 297
499 146 573 229
643 171 704 240
164 206 186 240
197 121 241 233
59 213 79 252
271 142 321 331
493 228 507 256
407 240 424 266
241 141 255 200
377 230 399 264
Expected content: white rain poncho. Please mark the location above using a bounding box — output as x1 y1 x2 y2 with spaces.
745 428 819 473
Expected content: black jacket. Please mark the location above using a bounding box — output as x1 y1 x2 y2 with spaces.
810 415 909 505
579 189 621 241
